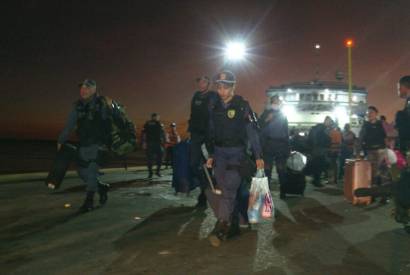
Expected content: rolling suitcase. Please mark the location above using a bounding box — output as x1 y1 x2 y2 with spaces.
45 143 77 189
282 168 306 196
344 159 372 205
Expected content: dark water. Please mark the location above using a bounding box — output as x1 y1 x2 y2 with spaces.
0 139 146 174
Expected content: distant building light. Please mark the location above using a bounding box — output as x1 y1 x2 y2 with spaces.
287 88 292 92
352 95 358 102
315 44 321 50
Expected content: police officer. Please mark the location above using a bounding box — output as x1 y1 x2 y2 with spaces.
396 75 410 154
205 71 264 247
259 95 289 198
57 79 110 212
394 75 410 230
188 76 217 208
142 113 165 178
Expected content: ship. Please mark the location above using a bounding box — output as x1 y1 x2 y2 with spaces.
266 79 368 132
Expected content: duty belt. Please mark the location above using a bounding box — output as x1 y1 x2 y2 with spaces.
215 140 243 147
366 145 385 150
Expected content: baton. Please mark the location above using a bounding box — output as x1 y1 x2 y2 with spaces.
202 164 222 195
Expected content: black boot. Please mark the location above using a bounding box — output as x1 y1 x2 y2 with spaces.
147 170 153 179
79 192 94 213
227 215 240 239
98 182 109 205
208 220 230 247
195 190 207 209
156 168 162 177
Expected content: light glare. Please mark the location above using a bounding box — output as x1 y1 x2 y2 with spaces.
224 41 246 61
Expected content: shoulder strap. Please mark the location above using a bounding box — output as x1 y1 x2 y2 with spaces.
97 95 113 109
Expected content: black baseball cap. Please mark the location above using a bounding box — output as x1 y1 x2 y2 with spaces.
78 79 97 88
196 75 210 82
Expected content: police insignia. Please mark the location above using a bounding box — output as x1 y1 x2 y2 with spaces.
227 109 236 118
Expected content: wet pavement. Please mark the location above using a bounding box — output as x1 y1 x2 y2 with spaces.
1 168 410 275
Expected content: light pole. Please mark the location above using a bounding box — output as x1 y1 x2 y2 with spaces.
314 43 321 81
345 38 354 124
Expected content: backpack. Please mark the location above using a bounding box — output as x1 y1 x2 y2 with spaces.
103 97 137 156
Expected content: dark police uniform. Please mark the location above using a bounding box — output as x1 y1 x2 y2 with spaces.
143 118 165 177
206 84 262 242
394 98 410 229
259 107 289 188
396 99 410 154
188 88 217 206
58 86 111 210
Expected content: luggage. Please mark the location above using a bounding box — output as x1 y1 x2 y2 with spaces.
45 143 77 189
287 151 307 172
344 159 372 205
172 140 196 193
281 168 306 196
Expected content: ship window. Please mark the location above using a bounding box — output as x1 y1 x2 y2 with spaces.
313 94 318 101
320 94 324 101
300 94 305 101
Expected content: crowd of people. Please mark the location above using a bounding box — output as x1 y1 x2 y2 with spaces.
52 73 410 245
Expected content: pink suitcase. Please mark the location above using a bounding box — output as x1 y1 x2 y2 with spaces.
344 159 372 205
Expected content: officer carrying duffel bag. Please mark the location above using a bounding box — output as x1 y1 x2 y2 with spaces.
45 97 137 190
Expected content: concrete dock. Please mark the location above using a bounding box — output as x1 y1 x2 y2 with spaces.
1 168 409 275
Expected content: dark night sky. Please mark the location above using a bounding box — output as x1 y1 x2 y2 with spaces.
1 0 410 139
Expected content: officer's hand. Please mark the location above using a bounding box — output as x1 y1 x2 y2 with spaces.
57 143 62 151
256 159 264 170
206 158 214 168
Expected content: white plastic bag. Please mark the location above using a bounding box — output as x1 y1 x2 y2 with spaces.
385 148 397 165
248 170 274 223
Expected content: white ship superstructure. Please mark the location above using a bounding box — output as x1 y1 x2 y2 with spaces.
266 80 368 129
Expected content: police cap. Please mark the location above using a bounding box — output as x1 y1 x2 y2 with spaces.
214 71 236 85
196 76 210 83
78 79 97 89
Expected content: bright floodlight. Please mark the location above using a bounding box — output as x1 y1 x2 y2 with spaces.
282 105 297 121
224 41 246 61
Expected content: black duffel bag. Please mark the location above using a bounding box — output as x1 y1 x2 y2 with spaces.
45 143 77 189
